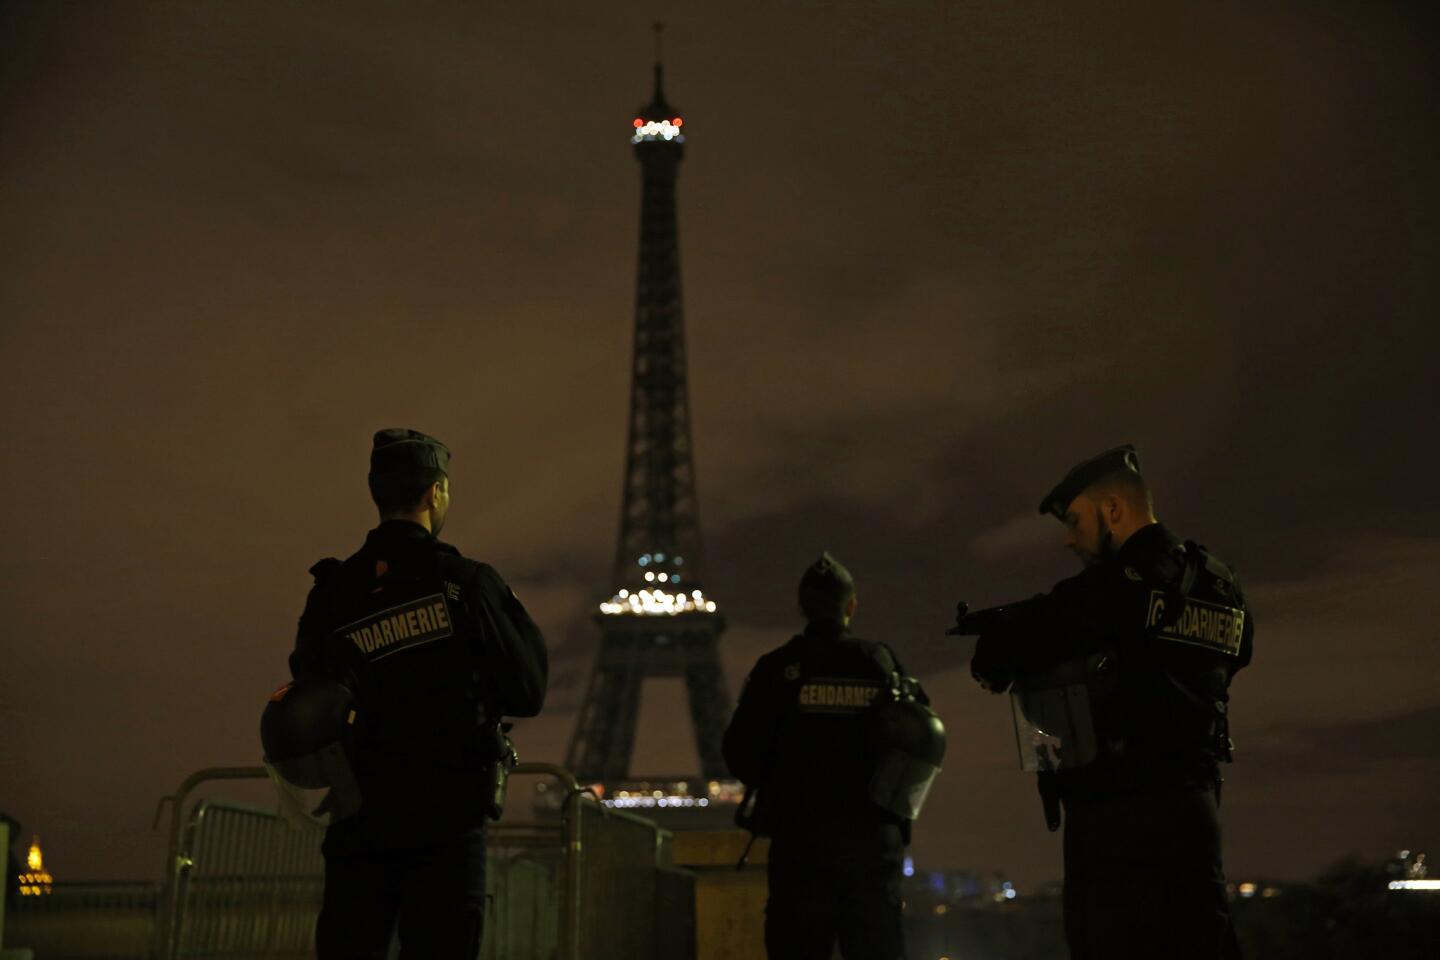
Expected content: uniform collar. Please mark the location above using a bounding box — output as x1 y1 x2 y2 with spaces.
364 519 437 547
1115 522 1177 562
802 619 852 642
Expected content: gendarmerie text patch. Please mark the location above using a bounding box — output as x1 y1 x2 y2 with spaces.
337 594 454 662
1145 591 1245 657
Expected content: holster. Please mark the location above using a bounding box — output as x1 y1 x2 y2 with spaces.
1037 771 1062 832
733 784 773 870
480 723 518 821
734 783 774 837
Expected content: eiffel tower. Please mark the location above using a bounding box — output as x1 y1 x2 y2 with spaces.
565 46 734 805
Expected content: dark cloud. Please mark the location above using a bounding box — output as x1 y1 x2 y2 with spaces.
0 0 1435 884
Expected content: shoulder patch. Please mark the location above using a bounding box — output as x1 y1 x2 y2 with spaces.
1145 591 1245 657
1124 566 1144 582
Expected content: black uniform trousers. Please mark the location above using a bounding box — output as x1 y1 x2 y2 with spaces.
1062 783 1235 960
765 827 906 960
316 824 486 960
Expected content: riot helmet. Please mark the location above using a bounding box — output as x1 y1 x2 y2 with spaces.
260 677 363 822
868 688 947 821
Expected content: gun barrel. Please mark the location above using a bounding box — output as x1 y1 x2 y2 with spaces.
946 601 1023 636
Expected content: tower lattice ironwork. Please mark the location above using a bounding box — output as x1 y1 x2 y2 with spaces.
565 56 732 787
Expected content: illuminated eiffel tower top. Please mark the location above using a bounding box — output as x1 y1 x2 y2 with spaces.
601 35 716 620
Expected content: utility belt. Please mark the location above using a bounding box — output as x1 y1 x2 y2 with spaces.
1011 653 1232 831
1034 743 1227 830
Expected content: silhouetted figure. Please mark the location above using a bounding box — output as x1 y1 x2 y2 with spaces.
966 445 1252 959
284 429 547 958
725 553 936 960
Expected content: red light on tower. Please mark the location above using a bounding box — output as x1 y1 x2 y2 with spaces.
673 118 683 126
633 118 644 128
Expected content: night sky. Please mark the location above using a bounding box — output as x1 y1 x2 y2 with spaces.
2 1 1436 889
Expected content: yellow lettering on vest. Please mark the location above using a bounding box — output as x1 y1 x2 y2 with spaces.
415 607 433 633
433 602 450 630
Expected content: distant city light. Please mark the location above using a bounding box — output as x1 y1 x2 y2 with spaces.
603 793 711 809
903 856 915 878
1238 882 1257 898
19 835 52 896
1389 880 1440 891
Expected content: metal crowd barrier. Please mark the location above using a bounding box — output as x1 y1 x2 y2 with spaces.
152 762 690 959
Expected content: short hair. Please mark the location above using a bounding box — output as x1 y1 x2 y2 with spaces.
1088 469 1154 516
369 469 446 515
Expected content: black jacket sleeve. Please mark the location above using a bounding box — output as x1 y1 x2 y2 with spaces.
722 654 785 785
468 563 548 718
970 566 1132 689
289 558 341 681
1232 575 1256 674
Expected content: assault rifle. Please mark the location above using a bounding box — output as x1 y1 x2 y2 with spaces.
945 599 1040 638
947 601 1005 637
945 599 1044 695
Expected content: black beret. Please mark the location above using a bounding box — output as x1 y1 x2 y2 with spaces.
799 551 855 597
1038 444 1141 518
368 428 451 482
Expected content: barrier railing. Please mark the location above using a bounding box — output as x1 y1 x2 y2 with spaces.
151 762 689 959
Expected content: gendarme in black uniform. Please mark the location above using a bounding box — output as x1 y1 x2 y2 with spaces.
969 446 1253 960
289 429 547 959
724 553 926 960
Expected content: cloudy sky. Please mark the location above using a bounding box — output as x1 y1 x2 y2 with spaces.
1 0 1436 888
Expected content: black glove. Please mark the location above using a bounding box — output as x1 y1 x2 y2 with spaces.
970 635 1014 694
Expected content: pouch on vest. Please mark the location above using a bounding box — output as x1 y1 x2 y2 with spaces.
1010 652 1109 772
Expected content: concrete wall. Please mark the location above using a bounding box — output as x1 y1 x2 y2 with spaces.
672 830 769 960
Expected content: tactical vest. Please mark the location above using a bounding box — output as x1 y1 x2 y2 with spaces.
1012 541 1245 799
766 633 923 838
314 548 495 792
